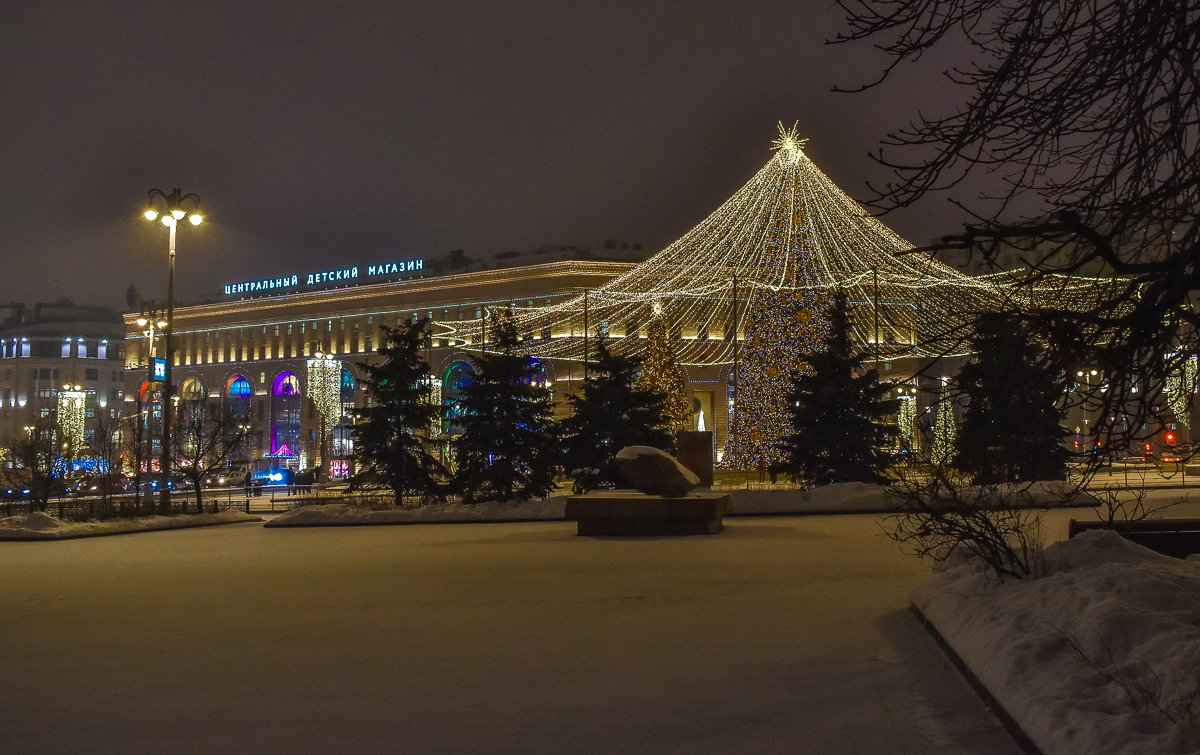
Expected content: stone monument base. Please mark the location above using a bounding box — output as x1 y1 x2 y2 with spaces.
564 492 732 536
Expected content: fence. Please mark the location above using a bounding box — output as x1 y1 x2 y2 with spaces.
0 494 250 522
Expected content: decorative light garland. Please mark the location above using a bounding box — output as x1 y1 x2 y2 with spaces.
896 393 917 449
57 385 86 456
427 123 1114 466
1165 354 1198 427
930 389 957 465
306 355 342 425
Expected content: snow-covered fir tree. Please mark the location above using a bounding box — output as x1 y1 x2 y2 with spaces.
352 320 447 506
953 312 1069 483
562 336 673 492
779 291 897 484
451 312 560 504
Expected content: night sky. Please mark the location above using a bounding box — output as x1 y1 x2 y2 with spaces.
1 1 976 311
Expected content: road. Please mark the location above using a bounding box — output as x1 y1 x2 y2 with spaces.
0 513 1026 753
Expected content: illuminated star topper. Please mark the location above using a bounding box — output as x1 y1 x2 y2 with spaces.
772 121 808 162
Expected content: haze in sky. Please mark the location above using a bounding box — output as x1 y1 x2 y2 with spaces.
0 1 976 309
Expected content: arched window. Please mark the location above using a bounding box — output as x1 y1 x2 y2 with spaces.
271 372 302 457
226 375 252 420
340 369 356 419
442 361 475 435
524 358 547 386
181 378 205 401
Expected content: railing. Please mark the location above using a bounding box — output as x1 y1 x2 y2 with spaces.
0 493 250 521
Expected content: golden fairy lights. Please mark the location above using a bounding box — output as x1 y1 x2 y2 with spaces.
431 124 1114 464
441 123 1075 368
1165 355 1198 427
306 354 342 426
57 384 86 454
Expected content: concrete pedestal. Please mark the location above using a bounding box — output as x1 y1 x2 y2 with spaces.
564 492 731 536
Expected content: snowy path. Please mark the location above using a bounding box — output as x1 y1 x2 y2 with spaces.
0 515 1021 753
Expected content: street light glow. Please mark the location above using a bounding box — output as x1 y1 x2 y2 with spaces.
189 214 203 226
143 209 159 221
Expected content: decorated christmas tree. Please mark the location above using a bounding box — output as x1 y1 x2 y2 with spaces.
634 311 691 435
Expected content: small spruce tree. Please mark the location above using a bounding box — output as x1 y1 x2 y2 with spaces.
561 337 674 493
954 312 1069 484
780 291 898 484
451 312 560 503
352 320 447 506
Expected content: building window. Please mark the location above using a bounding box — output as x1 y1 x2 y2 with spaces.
62 339 71 358
77 338 88 358
97 340 108 359
85 368 98 380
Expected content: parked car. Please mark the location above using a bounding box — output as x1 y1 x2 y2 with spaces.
204 467 247 487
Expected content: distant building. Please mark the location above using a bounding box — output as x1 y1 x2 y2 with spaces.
0 301 126 446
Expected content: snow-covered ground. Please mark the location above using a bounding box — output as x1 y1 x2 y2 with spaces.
915 530 1200 755
0 512 1017 753
6 483 1199 752
0 508 259 539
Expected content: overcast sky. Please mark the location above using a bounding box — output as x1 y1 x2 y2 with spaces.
0 1 979 310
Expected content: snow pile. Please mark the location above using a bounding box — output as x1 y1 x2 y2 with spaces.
915 530 1200 754
728 482 890 514
267 496 570 527
0 509 259 540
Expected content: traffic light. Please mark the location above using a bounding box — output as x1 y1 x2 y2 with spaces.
1164 431 1177 445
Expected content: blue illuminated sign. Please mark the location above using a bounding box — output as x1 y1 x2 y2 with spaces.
222 258 424 297
151 358 167 382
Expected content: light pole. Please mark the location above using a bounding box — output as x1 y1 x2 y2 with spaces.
143 188 202 512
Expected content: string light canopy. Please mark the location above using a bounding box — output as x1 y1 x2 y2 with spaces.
436 122 1102 366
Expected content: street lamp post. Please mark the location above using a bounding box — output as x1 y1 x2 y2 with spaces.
143 188 202 513
135 310 168 505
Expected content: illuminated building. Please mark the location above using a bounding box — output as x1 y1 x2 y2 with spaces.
123 248 647 477
0 302 126 449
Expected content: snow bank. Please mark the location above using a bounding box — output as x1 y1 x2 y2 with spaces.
268 485 890 527
915 530 1200 754
0 509 260 540
727 482 890 514
267 480 1097 528
267 496 570 527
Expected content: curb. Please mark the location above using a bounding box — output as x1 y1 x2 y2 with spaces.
909 603 1044 755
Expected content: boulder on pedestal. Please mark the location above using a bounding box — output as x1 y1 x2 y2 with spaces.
615 446 700 497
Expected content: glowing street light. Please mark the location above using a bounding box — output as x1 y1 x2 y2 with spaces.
143 187 202 512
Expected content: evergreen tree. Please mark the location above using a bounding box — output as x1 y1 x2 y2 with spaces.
780 291 898 485
452 312 560 503
634 314 691 434
954 313 1069 484
562 337 673 493
352 320 446 506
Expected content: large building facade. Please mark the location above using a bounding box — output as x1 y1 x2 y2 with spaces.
123 252 662 477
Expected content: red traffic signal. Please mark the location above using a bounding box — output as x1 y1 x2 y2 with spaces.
1164 431 1177 445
